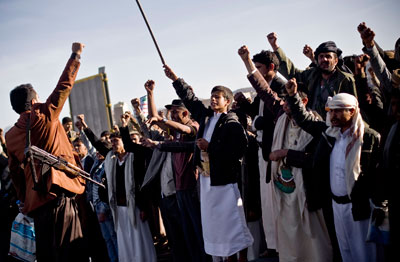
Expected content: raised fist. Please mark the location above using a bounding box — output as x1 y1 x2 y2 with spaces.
163 65 178 81
234 92 247 104
267 32 278 51
131 98 140 109
357 22 375 48
285 78 297 97
303 45 314 61
72 42 85 55
144 80 155 93
238 45 250 61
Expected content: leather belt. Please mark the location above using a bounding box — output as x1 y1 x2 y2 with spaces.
331 193 351 204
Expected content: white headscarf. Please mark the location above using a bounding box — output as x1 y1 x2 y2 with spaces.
325 93 364 196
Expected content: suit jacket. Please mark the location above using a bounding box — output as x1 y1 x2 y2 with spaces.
6 56 85 214
237 73 286 161
275 47 357 119
172 78 248 186
287 93 381 220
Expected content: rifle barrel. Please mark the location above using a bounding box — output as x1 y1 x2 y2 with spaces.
30 146 105 188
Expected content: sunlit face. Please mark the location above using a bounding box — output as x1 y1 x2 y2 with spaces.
254 62 274 82
210 91 230 113
317 52 338 74
330 108 354 129
111 137 124 154
96 151 104 160
130 133 140 144
283 100 291 116
100 134 111 144
32 93 40 104
63 122 73 132
170 106 187 123
73 141 88 159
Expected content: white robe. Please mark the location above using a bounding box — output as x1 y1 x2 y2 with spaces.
271 114 332 262
116 206 157 262
200 175 253 256
258 150 277 250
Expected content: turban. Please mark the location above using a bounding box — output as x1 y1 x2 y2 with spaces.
325 93 358 111
325 93 365 196
314 41 343 58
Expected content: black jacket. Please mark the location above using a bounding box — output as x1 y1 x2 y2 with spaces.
236 75 286 161
287 93 381 221
172 78 247 186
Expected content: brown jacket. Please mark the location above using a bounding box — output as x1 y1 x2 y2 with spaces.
6 56 85 214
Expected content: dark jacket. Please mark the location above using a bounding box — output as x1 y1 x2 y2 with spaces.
275 47 357 119
236 74 286 161
172 78 248 186
287 93 381 220
6 56 84 214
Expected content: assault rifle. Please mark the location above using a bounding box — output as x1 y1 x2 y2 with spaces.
29 145 105 188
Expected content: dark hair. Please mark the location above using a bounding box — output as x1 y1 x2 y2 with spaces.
298 90 308 100
211 85 234 110
110 132 122 139
252 50 280 72
10 84 37 114
62 117 73 124
100 130 110 137
342 55 356 74
73 138 84 145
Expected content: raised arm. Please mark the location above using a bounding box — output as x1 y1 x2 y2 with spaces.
164 65 209 122
267 32 307 82
80 116 111 158
131 98 151 138
238 45 284 118
358 22 392 93
303 45 316 65
285 79 327 137
76 114 97 158
45 43 84 121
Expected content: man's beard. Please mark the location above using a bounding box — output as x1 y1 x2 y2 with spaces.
319 66 335 75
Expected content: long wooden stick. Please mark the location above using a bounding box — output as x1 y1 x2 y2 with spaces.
135 0 166 65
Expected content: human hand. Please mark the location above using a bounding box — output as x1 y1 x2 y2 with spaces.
267 32 279 51
285 78 297 96
354 54 370 75
112 125 120 133
75 120 83 131
234 92 247 104
144 80 155 93
120 113 130 127
238 45 251 61
146 116 163 126
196 138 209 152
357 22 375 48
163 65 178 81
76 114 88 129
367 66 376 77
17 201 25 214
140 137 159 148
269 149 288 161
131 98 141 114
72 42 85 55
303 45 314 62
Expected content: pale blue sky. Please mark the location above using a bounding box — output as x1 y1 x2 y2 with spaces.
1 0 399 129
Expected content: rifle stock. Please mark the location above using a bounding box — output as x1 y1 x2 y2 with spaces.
30 146 105 189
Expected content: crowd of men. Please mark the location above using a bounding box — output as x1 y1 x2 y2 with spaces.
0 22 399 262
